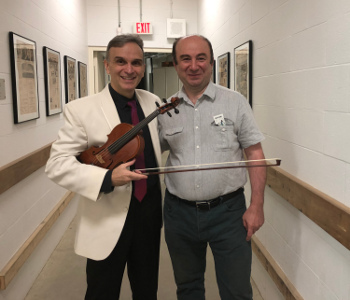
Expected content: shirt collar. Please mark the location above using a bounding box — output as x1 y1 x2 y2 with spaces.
202 81 216 101
108 84 136 109
177 81 216 105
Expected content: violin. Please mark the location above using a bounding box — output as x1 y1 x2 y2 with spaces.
77 97 181 170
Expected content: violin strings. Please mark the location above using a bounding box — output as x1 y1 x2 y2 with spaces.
88 125 144 167
108 110 158 153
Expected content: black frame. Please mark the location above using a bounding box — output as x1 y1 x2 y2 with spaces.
211 59 216 83
43 47 62 116
234 40 253 107
64 55 76 103
217 52 230 88
9 32 39 123
78 61 88 97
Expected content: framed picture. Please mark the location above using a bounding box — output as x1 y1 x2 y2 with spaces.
9 32 39 123
78 61 88 97
217 52 230 88
211 60 216 83
234 40 252 106
64 55 76 103
43 47 62 116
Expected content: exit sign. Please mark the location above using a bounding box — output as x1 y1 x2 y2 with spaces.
133 22 153 35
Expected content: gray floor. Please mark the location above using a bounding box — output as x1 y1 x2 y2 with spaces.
25 216 263 300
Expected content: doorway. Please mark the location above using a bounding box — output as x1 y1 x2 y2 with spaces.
88 47 181 100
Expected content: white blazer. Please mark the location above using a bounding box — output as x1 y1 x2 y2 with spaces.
46 86 162 260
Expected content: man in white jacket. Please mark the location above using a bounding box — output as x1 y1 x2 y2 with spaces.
46 34 163 300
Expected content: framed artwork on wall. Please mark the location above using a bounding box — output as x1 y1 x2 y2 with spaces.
43 47 62 116
64 55 76 103
211 60 216 83
234 40 252 107
9 32 39 123
217 52 230 88
78 61 88 97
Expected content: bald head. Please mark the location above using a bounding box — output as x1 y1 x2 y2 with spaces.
172 35 214 65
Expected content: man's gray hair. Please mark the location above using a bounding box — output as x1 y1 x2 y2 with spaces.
106 34 144 61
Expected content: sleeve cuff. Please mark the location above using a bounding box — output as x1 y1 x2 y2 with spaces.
100 169 114 194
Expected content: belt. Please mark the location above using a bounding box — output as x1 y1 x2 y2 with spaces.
168 188 244 211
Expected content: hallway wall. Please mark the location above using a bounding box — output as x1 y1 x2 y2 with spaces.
197 0 350 299
0 1 87 299
86 0 198 48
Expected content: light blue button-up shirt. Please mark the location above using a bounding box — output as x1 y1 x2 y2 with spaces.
158 81 264 201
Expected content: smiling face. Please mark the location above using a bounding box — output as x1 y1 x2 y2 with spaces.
174 36 213 96
104 42 145 98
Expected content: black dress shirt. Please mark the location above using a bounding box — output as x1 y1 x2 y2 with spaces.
100 84 159 193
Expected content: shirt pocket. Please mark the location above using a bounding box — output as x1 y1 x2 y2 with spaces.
165 126 184 153
210 120 236 151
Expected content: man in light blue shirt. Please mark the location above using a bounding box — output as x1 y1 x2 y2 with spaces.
158 35 266 300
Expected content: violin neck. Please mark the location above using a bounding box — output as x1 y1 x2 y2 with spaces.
108 109 160 154
132 109 159 134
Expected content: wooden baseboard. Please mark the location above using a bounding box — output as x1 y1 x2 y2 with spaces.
252 236 304 300
0 191 75 290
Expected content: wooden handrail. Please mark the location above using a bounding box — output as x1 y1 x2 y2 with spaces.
267 166 350 251
0 143 52 195
2 145 348 252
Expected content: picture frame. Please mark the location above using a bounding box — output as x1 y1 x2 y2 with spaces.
64 55 77 103
43 47 62 116
217 52 230 88
234 40 252 107
78 61 88 97
9 32 39 123
211 60 216 83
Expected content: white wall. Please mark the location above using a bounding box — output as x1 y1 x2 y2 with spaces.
0 0 87 299
86 0 198 49
198 0 350 299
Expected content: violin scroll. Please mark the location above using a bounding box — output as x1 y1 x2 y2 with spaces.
156 97 181 117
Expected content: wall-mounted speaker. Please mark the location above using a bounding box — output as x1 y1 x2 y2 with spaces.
167 19 186 38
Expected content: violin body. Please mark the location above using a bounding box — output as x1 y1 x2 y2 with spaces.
78 123 144 170
77 97 181 170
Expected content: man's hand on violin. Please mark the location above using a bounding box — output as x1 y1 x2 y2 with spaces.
111 159 148 186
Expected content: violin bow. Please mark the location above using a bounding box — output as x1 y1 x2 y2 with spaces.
135 158 281 176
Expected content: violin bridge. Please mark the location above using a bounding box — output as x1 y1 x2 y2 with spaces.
96 154 106 164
